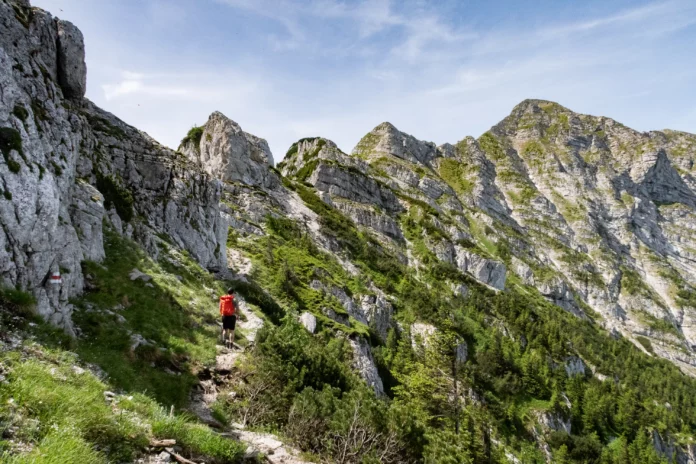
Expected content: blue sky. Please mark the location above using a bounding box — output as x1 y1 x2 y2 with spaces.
33 0 696 163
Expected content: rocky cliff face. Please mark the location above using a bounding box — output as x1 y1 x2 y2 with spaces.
0 0 225 334
483 100 696 371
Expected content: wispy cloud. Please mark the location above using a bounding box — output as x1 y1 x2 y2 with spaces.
539 0 696 39
101 70 260 102
215 0 474 61
102 76 190 100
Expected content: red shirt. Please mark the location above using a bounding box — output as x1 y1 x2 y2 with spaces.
219 295 235 316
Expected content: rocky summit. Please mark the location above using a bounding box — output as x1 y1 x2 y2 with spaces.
2 1 696 463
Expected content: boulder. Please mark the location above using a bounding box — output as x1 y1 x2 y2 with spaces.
129 269 152 282
299 312 317 334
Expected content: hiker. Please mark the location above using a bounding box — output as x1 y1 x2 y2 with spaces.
219 288 237 349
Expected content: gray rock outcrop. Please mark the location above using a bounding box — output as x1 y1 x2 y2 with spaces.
349 337 384 396
454 247 507 290
180 111 277 189
0 0 225 332
299 312 317 333
56 19 86 99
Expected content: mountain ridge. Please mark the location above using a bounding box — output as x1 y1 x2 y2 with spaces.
3 1 696 462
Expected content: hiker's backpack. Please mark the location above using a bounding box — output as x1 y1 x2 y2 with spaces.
220 295 235 316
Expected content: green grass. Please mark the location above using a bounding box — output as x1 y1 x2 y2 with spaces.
0 349 148 462
478 132 506 162
636 311 681 338
11 3 34 28
0 286 36 309
237 214 371 337
5 428 107 464
620 267 650 297
72 230 232 407
352 132 380 159
0 231 251 463
636 336 655 354
0 345 245 463
550 191 586 223
83 113 126 139
12 105 28 122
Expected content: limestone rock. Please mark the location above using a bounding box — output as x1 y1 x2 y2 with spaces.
353 122 438 166
309 163 402 213
359 293 394 342
454 247 507 290
56 19 86 99
565 356 586 377
535 410 572 434
299 312 316 333
129 269 152 282
0 2 226 332
349 337 384 396
322 307 350 326
455 341 468 364
181 111 277 188
69 181 106 262
411 322 437 349
333 201 403 240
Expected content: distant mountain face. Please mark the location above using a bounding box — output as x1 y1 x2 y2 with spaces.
277 102 696 375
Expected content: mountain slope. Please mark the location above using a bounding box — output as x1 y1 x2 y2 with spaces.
279 99 696 376
3 1 696 463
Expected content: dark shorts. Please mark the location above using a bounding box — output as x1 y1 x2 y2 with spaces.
222 315 236 330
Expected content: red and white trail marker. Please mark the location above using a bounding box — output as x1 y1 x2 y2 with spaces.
49 272 62 285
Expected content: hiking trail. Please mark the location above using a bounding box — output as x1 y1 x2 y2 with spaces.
187 298 311 463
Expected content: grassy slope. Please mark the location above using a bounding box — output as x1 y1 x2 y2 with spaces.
74 230 229 407
0 231 247 463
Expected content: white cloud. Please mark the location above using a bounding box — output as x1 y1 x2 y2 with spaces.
538 0 694 39
101 70 260 102
102 78 190 100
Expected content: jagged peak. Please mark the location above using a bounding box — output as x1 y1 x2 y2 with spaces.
352 121 438 166
279 136 347 178
179 111 273 163
284 137 339 160
510 99 571 115
373 121 398 132
206 110 242 129
176 110 275 186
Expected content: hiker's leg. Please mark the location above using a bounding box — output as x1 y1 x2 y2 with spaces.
230 329 235 345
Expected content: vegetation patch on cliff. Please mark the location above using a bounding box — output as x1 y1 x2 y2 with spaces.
181 125 204 149
438 158 475 196
95 173 135 222
0 127 23 173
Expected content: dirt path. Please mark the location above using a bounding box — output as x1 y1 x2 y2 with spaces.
188 299 312 463
223 429 311 464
